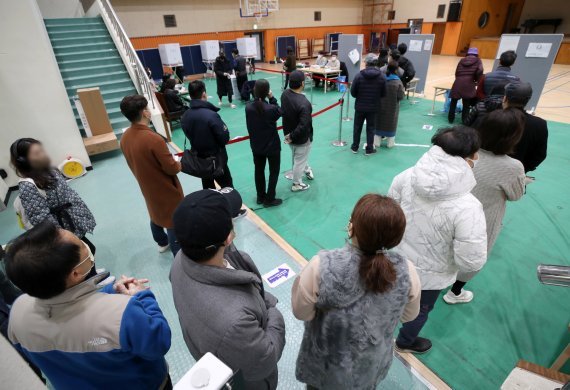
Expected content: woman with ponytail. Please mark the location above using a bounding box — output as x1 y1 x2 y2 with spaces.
245 78 283 207
292 194 421 389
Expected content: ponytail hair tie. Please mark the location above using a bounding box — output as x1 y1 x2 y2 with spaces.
376 248 388 255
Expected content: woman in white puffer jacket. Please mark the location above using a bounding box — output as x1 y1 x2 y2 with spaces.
389 126 488 354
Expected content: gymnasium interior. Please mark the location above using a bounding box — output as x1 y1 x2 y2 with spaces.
0 0 569 389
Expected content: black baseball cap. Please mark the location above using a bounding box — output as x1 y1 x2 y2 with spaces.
173 187 243 250
289 70 305 84
505 82 532 106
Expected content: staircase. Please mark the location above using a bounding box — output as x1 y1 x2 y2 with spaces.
44 17 137 136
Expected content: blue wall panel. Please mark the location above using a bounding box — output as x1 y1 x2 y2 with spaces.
276 36 296 59
137 49 162 81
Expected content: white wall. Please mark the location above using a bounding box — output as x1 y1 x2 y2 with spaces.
0 0 91 187
520 0 570 33
111 0 364 37
391 0 450 24
37 0 85 18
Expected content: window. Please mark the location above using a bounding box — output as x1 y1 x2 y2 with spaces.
314 11 321 21
437 4 446 18
163 15 177 28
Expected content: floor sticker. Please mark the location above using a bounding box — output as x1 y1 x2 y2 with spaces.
262 263 296 288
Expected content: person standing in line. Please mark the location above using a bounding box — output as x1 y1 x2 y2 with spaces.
283 46 296 90
245 79 283 207
378 48 389 67
6 221 172 390
214 50 236 108
380 50 404 77
170 189 285 390
293 194 421 389
480 50 520 98
502 82 548 174
396 43 416 88
120 95 183 257
389 126 487 353
232 48 248 97
445 109 525 304
448 47 483 124
374 60 405 149
350 54 386 155
281 70 315 192
10 138 97 257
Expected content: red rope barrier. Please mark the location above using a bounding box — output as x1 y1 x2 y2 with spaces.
254 67 349 85
176 99 344 153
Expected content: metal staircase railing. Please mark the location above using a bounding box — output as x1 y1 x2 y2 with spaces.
99 0 155 108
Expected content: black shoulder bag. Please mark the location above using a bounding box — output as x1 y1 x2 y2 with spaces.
180 138 225 179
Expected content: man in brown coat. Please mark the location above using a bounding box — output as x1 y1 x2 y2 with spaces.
120 95 184 256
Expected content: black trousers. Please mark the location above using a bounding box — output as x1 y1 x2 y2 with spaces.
351 110 376 153
449 97 476 124
284 74 290 89
201 164 234 190
253 154 281 201
237 74 248 96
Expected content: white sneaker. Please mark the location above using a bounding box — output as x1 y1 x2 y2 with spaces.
284 172 293 180
374 135 381 148
443 289 474 304
218 101 223 107
291 183 310 192
230 104 236 109
305 168 314 180
158 244 170 253
387 137 396 148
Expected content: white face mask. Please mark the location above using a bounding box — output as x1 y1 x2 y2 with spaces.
467 153 480 169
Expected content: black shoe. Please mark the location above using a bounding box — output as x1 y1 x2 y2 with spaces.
448 116 455 124
351 146 359 154
365 149 377 156
263 198 283 207
233 209 248 220
395 337 432 354
256 196 265 205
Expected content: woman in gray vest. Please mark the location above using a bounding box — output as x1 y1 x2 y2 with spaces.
292 194 421 389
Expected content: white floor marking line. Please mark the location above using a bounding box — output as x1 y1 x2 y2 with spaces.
395 143 431 148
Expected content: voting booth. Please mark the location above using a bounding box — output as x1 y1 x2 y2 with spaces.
397 34 434 94
200 40 220 61
158 43 183 67
236 37 257 57
492 34 563 111
337 34 363 82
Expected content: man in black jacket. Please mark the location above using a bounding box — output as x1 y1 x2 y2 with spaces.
350 54 386 155
397 43 416 88
481 50 520 97
281 70 314 192
181 80 236 191
503 82 548 173
162 79 188 114
283 46 296 90
232 49 248 97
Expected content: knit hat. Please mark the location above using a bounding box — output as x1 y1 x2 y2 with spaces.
467 47 479 56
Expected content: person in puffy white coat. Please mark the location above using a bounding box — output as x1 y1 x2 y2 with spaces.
389 126 488 354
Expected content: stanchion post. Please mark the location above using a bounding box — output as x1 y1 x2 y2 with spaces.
332 98 347 147
309 72 315 106
342 82 353 121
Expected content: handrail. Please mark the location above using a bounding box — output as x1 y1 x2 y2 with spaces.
99 0 155 108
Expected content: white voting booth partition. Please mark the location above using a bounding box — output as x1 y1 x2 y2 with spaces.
236 37 257 57
200 40 220 61
158 43 183 67
397 34 434 94
492 34 563 111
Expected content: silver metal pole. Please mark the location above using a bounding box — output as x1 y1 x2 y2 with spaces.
343 85 352 121
332 98 347 147
309 72 315 106
537 264 570 287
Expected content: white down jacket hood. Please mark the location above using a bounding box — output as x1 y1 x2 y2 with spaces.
388 146 488 290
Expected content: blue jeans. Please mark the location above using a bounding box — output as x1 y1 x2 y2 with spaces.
150 221 180 257
396 289 441 346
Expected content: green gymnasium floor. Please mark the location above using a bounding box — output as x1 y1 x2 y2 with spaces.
0 71 568 388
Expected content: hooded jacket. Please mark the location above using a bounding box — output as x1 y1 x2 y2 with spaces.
281 89 313 145
388 146 488 290
170 249 286 390
8 273 171 390
181 99 230 158
397 56 416 86
482 66 520 97
350 67 387 112
450 55 483 99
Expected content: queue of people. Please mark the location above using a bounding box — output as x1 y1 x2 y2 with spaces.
1 49 551 390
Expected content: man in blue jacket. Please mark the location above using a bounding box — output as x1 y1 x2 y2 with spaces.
6 221 172 390
350 54 386 155
181 80 234 191
481 50 520 97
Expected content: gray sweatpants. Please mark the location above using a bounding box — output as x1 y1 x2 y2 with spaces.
290 141 312 184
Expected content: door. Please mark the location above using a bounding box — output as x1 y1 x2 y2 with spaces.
245 31 264 61
387 29 400 46
431 22 446 55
